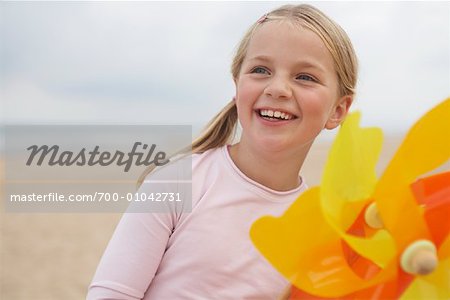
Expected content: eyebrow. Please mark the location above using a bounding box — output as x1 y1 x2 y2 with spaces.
247 55 326 74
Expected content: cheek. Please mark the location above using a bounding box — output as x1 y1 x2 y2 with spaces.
235 81 258 126
235 85 247 111
299 91 336 120
236 78 260 102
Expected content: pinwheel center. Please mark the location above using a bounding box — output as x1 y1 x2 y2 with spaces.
364 202 384 229
400 240 438 276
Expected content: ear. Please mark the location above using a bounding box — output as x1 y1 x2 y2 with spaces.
325 95 353 130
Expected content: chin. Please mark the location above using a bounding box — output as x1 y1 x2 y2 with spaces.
254 137 293 153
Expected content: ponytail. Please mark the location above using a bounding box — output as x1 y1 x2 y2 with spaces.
192 99 238 154
137 99 238 188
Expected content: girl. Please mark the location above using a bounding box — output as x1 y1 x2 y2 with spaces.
87 4 357 299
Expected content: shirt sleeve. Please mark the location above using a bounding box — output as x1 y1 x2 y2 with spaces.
86 208 175 299
87 155 191 299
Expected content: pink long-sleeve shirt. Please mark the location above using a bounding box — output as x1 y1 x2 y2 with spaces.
87 145 307 299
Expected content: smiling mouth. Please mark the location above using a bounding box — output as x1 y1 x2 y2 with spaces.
257 109 297 121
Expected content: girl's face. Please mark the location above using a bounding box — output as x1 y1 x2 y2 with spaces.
235 21 352 155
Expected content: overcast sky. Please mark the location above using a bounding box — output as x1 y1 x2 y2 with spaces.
1 1 449 136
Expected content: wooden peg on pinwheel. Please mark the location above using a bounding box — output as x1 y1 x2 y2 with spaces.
250 98 450 299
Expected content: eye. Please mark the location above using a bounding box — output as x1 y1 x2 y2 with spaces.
251 67 270 75
296 74 316 82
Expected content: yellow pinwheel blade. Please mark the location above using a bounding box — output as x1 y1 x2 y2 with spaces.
250 187 396 297
321 112 396 267
321 112 382 228
374 99 450 248
250 188 337 282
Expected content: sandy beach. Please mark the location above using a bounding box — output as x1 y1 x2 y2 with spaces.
1 134 448 299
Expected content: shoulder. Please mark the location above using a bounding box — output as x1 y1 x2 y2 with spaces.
191 146 224 171
137 146 227 207
147 146 224 179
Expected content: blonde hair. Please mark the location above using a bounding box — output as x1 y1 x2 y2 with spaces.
137 4 357 186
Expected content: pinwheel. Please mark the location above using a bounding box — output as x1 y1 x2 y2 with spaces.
250 98 450 299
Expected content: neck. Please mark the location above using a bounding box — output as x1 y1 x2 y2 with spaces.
228 140 312 191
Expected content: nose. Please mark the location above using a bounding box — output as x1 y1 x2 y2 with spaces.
264 75 293 100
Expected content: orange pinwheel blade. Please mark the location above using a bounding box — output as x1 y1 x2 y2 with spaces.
290 271 414 300
411 171 450 206
411 171 450 247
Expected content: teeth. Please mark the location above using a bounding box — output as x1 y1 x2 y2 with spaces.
259 109 293 120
